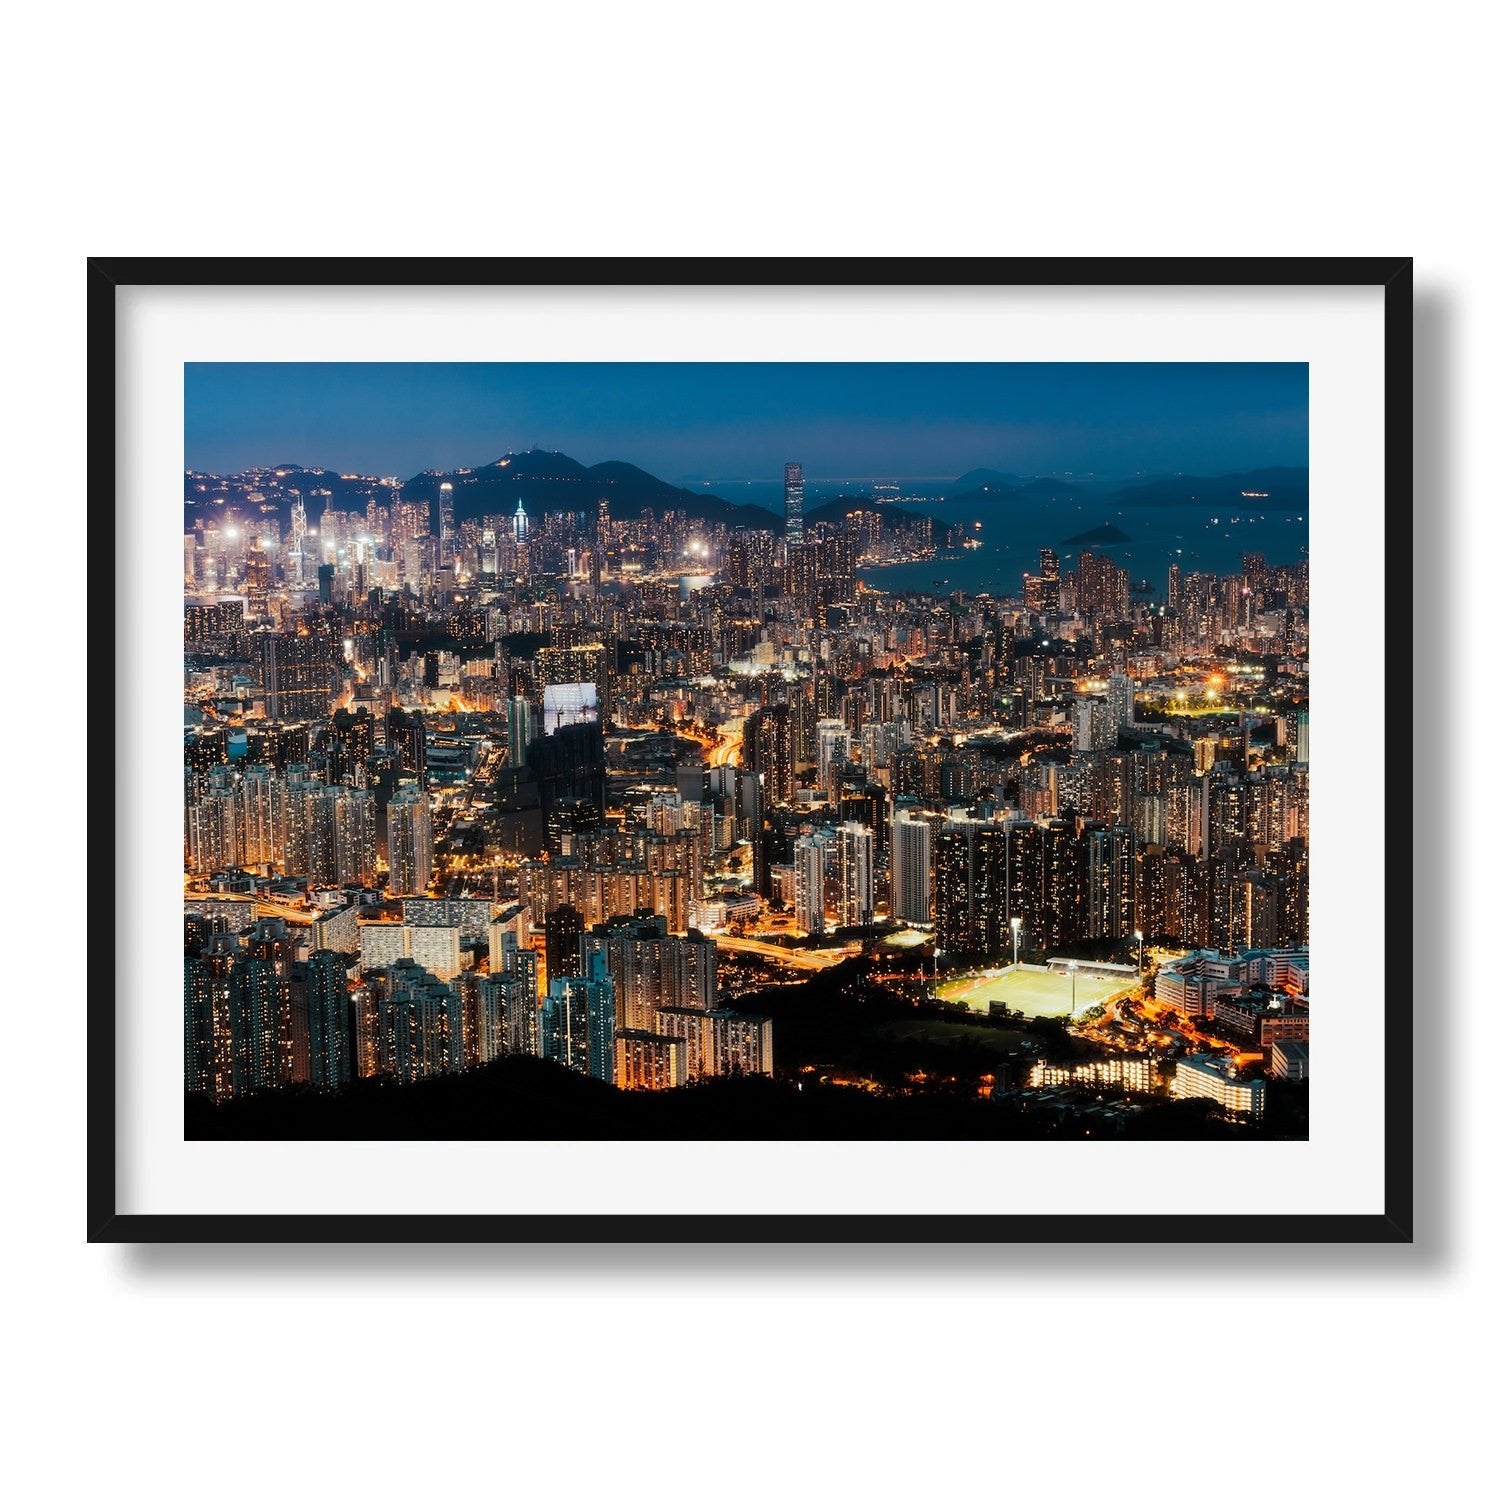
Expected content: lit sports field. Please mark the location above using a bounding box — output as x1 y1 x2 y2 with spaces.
935 964 1132 1018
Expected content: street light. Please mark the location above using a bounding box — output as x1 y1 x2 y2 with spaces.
1068 959 1078 1018
1134 929 1144 975
1010 915 1022 970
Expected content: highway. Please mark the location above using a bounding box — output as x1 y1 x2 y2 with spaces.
708 726 743 768
184 890 318 926
710 932 854 970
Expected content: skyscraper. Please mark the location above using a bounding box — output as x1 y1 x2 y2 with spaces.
891 805 932 925
507 695 534 771
386 706 427 785
582 913 717 1031
816 717 850 797
387 786 433 896
379 957 460 1083
933 816 1011 960
1106 672 1135 740
542 947 615 1082
438 481 456 567
545 903 584 981
303 949 351 1090
614 1030 687 1090
260 629 339 722
1039 547 1061 612
834 821 874 928
746 704 793 808
793 833 828 936
784 462 804 547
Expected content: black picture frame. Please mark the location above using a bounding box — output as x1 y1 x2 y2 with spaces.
89 257 1414 1245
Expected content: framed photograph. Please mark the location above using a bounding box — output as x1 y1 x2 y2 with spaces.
90 258 1412 1243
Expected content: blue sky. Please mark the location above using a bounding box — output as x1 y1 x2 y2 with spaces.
185 361 1308 482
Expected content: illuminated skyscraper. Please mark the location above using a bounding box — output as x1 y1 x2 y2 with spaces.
834 821 874 928
793 833 828 936
303 949 351 1090
387 786 433 896
891 805 932 924
615 1030 687 1089
379 957 459 1082
542 948 615 1082
184 935 242 1102
438 482 456 566
933 817 1011 960
1038 547 1061 612
386 706 427 785
288 496 308 584
582 913 717 1031
784 462 804 547
816 717 850 797
746 704 792 807
545 903 584 981
504 696 534 774
499 944 540 1057
260 629 339 722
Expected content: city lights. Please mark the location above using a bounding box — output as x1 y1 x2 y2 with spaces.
183 372 1310 1144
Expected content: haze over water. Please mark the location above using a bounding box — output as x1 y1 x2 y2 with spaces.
698 481 1309 597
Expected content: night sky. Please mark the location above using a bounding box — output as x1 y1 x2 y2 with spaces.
185 362 1308 482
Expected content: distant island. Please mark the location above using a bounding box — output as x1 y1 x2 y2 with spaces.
1062 522 1133 545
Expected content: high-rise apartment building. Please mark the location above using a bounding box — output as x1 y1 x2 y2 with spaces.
834 821 874 928
582 913 717 1031
891 805 932 924
542 948 615 1083
793 832 828 936
387 786 433 896
260 629 339 721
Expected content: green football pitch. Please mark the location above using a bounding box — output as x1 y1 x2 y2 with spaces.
935 965 1132 1019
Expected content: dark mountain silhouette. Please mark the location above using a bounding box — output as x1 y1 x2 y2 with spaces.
953 467 1029 490
1107 466 1308 509
948 466 1307 511
186 451 783 531
804 497 929 529
950 474 1094 507
400 451 784 529
1062 522 1133 545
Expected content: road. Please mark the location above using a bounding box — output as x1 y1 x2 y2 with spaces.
708 726 743 768
711 933 853 970
184 890 317 926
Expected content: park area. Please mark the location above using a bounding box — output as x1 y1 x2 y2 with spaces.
935 963 1133 1019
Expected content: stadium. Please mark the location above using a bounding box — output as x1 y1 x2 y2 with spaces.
935 960 1137 1020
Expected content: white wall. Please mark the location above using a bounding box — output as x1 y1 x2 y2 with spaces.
2 4 1489 1498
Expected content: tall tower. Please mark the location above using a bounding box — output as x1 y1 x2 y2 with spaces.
512 497 529 544
1038 547 1061 612
288 498 308 585
387 786 433 896
438 482 456 567
835 822 874 928
784 462 805 547
891 806 932 925
793 833 827 936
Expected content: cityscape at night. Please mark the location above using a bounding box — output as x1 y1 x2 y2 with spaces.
183 362 1310 1141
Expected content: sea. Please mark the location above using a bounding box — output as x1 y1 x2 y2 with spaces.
861 502 1307 598
692 482 1309 598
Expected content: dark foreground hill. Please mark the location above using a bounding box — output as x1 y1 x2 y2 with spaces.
184 1054 1288 1142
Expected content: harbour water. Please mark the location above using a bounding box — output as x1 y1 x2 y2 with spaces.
852 500 1308 597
